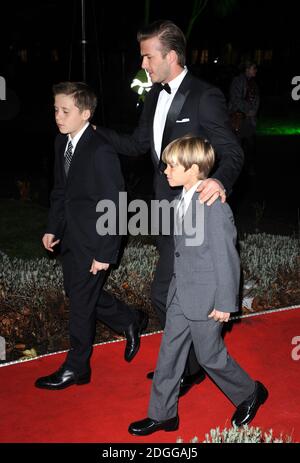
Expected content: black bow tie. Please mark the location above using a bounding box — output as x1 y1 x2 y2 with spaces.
158 83 171 94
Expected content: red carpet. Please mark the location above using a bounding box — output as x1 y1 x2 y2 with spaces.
0 307 299 443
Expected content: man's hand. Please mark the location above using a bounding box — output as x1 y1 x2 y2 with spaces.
89 259 110 275
208 309 230 323
42 233 60 252
197 179 226 206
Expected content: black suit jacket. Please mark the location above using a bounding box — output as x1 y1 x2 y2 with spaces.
47 125 125 266
96 72 244 202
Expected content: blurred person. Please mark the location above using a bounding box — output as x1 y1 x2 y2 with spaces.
229 60 260 175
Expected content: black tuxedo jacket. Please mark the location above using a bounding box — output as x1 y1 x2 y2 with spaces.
47 125 125 267
97 72 244 202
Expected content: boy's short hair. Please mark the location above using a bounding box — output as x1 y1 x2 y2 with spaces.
52 81 97 119
162 135 215 179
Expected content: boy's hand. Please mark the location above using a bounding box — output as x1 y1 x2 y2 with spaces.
197 179 226 206
89 259 109 275
42 233 60 252
208 309 230 323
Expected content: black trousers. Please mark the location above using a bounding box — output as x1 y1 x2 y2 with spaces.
150 234 202 377
61 246 136 374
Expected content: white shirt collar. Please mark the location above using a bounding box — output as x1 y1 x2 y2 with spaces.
66 122 89 152
180 179 203 212
167 67 188 94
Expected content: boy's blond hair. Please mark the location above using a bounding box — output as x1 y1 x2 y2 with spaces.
162 135 215 179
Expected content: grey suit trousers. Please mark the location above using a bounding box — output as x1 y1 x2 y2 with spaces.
148 290 255 421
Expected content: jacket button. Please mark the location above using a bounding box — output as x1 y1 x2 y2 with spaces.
175 252 180 257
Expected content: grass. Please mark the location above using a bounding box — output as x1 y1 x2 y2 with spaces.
0 199 48 258
256 112 300 136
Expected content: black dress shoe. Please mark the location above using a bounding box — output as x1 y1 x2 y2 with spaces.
124 311 148 362
146 369 206 396
128 416 179 436
231 381 268 427
179 369 206 396
35 365 91 390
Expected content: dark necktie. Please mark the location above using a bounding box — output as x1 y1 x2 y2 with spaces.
158 82 171 94
64 140 73 175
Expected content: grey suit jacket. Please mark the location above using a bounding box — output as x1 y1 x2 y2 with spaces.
166 193 240 320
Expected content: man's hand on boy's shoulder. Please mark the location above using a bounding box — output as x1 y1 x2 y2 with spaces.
89 259 109 275
197 179 226 206
208 309 230 323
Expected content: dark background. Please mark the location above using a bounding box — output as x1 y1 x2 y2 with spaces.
0 0 299 235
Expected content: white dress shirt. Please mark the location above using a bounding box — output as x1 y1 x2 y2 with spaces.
177 180 203 218
153 67 188 159
64 122 89 155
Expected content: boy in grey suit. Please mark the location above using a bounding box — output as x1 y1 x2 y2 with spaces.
129 135 268 436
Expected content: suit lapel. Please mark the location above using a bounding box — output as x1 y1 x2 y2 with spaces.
157 73 193 173
160 73 193 157
57 135 68 182
66 125 93 181
150 84 163 166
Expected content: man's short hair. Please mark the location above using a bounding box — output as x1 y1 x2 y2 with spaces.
137 20 186 67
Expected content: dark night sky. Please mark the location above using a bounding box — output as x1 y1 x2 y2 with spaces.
1 0 299 49
0 0 299 206
1 0 300 126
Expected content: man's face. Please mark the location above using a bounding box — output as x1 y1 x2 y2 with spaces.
246 65 257 78
54 94 90 138
140 36 171 84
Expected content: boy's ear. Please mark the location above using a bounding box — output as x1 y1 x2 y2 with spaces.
191 163 200 175
82 108 91 121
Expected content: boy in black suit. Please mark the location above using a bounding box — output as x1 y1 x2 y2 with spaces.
35 82 148 390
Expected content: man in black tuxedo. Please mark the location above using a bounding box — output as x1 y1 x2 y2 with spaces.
35 82 148 390
96 20 244 396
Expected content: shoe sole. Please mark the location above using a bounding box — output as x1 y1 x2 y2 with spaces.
129 421 179 436
35 376 91 390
